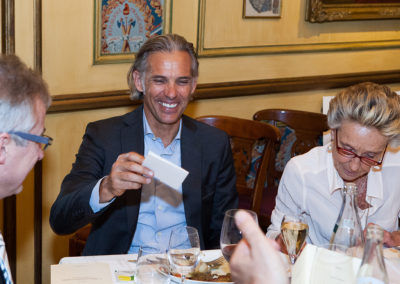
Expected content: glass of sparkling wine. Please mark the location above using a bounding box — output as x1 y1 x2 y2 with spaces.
220 209 258 262
168 226 200 283
281 214 309 264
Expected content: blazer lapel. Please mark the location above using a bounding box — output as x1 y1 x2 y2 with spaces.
121 106 145 233
181 116 204 246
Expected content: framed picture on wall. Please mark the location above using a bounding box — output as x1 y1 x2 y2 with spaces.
94 0 166 64
306 0 400 23
243 0 282 18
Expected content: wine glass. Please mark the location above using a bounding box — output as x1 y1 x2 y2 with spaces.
136 243 170 284
281 214 309 264
167 226 200 283
220 209 258 261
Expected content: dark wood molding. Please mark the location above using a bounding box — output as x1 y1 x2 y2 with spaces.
48 69 400 113
33 1 42 284
1 0 17 281
1 0 15 54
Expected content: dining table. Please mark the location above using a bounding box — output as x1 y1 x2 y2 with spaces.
51 247 400 284
52 249 232 284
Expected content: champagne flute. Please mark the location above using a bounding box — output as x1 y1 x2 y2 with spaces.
167 226 200 283
281 214 309 264
220 209 258 261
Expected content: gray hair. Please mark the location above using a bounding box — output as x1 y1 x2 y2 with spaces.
0 55 51 146
327 82 400 147
127 34 199 100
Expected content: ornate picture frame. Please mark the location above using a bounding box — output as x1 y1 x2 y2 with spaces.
94 0 167 64
243 0 282 18
306 0 400 23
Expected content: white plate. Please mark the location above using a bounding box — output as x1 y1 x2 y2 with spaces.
170 249 233 284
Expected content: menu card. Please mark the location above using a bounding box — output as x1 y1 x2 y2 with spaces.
142 151 189 190
292 244 361 284
51 262 113 284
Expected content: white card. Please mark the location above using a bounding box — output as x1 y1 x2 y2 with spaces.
51 263 112 284
142 151 189 190
292 244 361 284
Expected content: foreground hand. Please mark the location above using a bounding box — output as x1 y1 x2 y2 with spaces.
230 211 289 284
383 229 400 247
99 152 153 202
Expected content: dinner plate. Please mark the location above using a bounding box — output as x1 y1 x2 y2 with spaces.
170 250 233 284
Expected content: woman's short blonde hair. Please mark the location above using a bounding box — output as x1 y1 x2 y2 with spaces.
327 82 400 147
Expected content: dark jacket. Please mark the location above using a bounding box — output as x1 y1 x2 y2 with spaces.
50 105 238 255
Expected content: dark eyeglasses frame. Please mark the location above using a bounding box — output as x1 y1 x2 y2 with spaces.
9 131 53 150
335 129 387 167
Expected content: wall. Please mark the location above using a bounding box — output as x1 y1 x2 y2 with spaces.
5 0 400 283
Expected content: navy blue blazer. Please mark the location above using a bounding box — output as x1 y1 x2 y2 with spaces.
50 105 238 255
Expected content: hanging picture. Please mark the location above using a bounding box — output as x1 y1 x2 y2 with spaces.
243 0 282 18
94 0 166 64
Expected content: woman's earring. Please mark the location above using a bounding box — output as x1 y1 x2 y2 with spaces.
327 144 332 152
372 165 382 171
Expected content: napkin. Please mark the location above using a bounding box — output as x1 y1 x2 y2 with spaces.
142 151 189 190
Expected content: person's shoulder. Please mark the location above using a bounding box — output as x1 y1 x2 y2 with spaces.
382 146 400 167
183 115 229 139
87 109 140 130
287 144 329 170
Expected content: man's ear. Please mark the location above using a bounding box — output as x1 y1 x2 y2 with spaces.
190 79 198 95
133 71 144 92
0 133 10 164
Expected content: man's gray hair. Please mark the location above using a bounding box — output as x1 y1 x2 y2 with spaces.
328 82 400 147
0 55 51 145
127 34 199 100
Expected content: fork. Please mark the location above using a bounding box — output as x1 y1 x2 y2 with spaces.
205 256 226 268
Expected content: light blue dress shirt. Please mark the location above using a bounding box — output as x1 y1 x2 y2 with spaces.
89 111 187 253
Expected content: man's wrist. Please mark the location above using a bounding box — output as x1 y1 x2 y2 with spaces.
99 176 115 203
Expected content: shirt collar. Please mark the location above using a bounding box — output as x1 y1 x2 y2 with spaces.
142 110 182 141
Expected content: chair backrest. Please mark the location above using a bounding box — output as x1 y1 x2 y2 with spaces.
252 109 329 230
253 109 329 179
196 115 280 216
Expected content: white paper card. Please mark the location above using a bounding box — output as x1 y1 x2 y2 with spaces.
142 151 189 190
292 244 361 284
51 262 112 284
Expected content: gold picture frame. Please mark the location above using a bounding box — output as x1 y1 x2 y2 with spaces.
243 0 282 18
93 0 170 64
306 0 400 23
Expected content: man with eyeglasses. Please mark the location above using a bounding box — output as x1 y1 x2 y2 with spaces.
266 82 400 248
0 55 52 284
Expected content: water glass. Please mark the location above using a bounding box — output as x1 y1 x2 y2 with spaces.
136 243 170 284
167 226 200 283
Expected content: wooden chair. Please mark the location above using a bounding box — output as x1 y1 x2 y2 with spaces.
253 109 329 230
68 224 91 256
196 115 280 220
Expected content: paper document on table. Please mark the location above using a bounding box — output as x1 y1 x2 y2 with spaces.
142 151 189 190
292 244 361 284
51 262 112 284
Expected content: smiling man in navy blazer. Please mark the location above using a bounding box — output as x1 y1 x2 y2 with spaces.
50 34 238 255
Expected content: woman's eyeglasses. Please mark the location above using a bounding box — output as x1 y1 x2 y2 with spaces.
335 130 386 167
9 131 53 150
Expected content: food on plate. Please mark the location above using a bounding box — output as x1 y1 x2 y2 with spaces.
172 258 232 282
